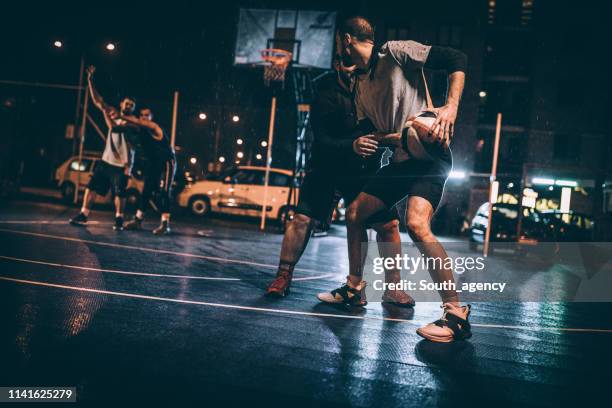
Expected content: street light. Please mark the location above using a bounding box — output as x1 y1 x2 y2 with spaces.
190 157 197 164
479 91 487 98
53 40 63 48
236 152 244 159
198 112 207 120
232 115 240 123
256 154 262 160
260 140 268 147
105 42 116 51
219 156 226 163
236 138 243 145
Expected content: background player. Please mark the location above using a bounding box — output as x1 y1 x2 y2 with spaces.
69 66 137 231
122 107 176 235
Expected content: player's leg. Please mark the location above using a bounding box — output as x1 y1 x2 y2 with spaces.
125 170 154 230
406 195 471 342
266 171 335 297
153 158 176 235
316 191 387 306
70 163 109 226
371 217 415 307
110 166 128 231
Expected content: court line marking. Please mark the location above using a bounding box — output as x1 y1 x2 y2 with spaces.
0 228 327 275
0 255 332 282
0 220 105 225
1 276 611 334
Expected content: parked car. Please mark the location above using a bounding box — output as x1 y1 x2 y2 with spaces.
54 154 144 207
539 210 594 242
177 166 298 224
469 202 548 248
470 203 595 249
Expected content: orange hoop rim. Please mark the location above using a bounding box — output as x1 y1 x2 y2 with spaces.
260 48 293 66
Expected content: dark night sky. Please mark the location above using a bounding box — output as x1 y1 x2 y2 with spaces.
1 1 609 185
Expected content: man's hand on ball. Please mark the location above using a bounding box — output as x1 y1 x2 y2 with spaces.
352 135 379 157
431 103 458 145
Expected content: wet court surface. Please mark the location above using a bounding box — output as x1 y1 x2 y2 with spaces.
0 200 610 407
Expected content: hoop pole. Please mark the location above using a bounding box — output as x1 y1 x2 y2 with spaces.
483 113 502 257
170 91 179 148
260 95 277 230
74 84 90 204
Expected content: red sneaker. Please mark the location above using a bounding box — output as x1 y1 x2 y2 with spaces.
266 270 292 297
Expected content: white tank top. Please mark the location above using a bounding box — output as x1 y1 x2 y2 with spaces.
101 119 131 168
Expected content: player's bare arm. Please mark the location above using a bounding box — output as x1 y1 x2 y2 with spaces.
120 115 164 140
87 66 114 129
432 71 465 145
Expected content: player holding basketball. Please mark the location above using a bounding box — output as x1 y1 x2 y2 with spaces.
122 107 176 235
266 55 413 307
318 17 471 342
69 66 137 231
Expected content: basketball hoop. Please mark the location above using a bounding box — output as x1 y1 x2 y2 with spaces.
261 48 292 85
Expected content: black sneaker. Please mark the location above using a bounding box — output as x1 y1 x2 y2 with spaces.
69 212 88 226
124 216 143 231
317 278 367 307
113 216 124 231
152 221 171 235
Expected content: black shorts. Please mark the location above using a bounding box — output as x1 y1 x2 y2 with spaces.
296 168 398 225
87 161 128 198
141 157 176 213
362 147 452 211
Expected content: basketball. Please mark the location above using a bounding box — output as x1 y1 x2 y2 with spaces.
400 110 444 160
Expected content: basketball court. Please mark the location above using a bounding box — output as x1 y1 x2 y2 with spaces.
0 200 610 406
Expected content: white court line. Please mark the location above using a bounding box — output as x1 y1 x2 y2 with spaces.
0 220 105 225
0 255 333 282
1 276 611 334
0 228 327 275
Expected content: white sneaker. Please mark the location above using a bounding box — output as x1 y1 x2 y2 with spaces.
416 303 472 342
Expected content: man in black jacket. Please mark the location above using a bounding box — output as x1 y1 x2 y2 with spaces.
265 58 413 308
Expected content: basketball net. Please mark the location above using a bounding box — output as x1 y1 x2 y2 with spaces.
261 48 292 86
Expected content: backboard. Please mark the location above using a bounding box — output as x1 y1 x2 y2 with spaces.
234 8 336 70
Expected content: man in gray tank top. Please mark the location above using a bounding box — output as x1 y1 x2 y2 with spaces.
318 17 472 343
69 66 137 231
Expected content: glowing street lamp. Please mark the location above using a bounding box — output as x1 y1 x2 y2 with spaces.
256 154 262 160
53 40 63 48
218 156 226 163
236 152 244 159
260 140 268 147
198 112 207 120
232 115 240 123
105 42 116 51
190 157 197 164
479 91 487 98
236 138 243 145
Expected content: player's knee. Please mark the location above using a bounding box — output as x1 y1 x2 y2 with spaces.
406 214 430 239
374 219 399 239
290 213 312 230
346 204 365 226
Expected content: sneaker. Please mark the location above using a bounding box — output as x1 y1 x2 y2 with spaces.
266 270 293 297
416 303 472 343
317 278 367 307
69 212 88 226
382 289 415 307
113 216 124 231
152 221 171 235
124 216 143 231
